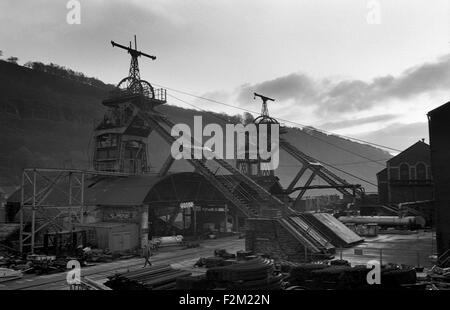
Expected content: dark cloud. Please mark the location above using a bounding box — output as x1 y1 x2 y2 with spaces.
355 122 429 150
235 55 450 117
237 73 319 104
320 114 399 131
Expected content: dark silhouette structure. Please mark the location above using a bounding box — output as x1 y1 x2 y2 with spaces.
428 102 450 257
93 36 166 174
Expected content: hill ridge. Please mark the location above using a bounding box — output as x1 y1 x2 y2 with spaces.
0 60 391 194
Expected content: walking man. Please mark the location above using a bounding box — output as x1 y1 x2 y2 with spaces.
142 241 152 268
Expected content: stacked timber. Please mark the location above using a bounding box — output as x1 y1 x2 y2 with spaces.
206 257 283 290
105 265 191 290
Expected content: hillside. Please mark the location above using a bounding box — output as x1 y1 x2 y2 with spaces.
0 60 391 195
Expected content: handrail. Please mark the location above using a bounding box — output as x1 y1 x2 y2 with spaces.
296 214 333 249
221 174 254 202
438 248 450 266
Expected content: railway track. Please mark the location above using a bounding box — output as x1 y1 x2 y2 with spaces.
5 238 244 290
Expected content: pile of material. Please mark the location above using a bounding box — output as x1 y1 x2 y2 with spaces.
25 254 68 275
380 266 418 289
426 265 450 289
287 263 329 287
105 265 191 290
1 254 68 275
0 267 23 283
308 265 372 289
86 251 114 263
287 262 418 290
206 257 283 290
0 253 19 268
194 256 231 268
215 249 236 259
194 249 238 268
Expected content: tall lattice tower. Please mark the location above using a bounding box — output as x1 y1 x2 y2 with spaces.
93 36 167 174
236 93 285 177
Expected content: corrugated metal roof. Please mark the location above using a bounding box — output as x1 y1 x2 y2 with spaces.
7 174 163 207
84 175 161 206
75 222 134 228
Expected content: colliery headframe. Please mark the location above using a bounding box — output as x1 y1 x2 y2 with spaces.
2 35 445 293
5 36 364 257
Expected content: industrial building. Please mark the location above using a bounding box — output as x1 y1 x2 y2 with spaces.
377 140 433 204
428 102 450 257
295 194 341 212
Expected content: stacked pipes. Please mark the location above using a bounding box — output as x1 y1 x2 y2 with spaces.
105 265 191 290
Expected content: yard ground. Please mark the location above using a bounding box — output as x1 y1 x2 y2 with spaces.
339 230 436 268
0 230 436 290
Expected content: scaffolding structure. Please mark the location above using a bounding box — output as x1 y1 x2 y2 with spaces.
19 168 129 254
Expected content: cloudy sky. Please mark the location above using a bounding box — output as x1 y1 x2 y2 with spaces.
1 0 450 151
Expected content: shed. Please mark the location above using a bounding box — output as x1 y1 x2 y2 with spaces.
75 222 139 253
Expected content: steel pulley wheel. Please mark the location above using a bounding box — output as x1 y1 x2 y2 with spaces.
117 77 155 98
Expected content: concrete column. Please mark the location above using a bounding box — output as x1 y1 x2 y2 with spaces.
140 206 149 248
224 204 228 233
193 205 197 238
387 162 392 203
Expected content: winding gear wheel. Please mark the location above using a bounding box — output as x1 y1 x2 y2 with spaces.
254 115 280 125
117 76 155 99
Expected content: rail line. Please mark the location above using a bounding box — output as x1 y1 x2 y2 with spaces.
10 239 243 290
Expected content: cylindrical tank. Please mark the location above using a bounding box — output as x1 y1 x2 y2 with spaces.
152 235 184 246
338 216 425 229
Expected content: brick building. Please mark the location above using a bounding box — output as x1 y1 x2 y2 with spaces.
377 140 433 204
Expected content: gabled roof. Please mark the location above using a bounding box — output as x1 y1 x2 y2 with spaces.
387 140 430 164
376 168 387 177
85 175 162 206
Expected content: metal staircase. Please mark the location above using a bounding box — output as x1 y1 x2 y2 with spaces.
156 114 287 205
287 215 334 252
134 110 287 218
380 204 400 216
193 160 259 217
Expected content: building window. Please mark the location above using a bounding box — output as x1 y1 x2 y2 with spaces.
97 134 118 148
400 163 409 180
410 167 416 180
416 163 426 180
